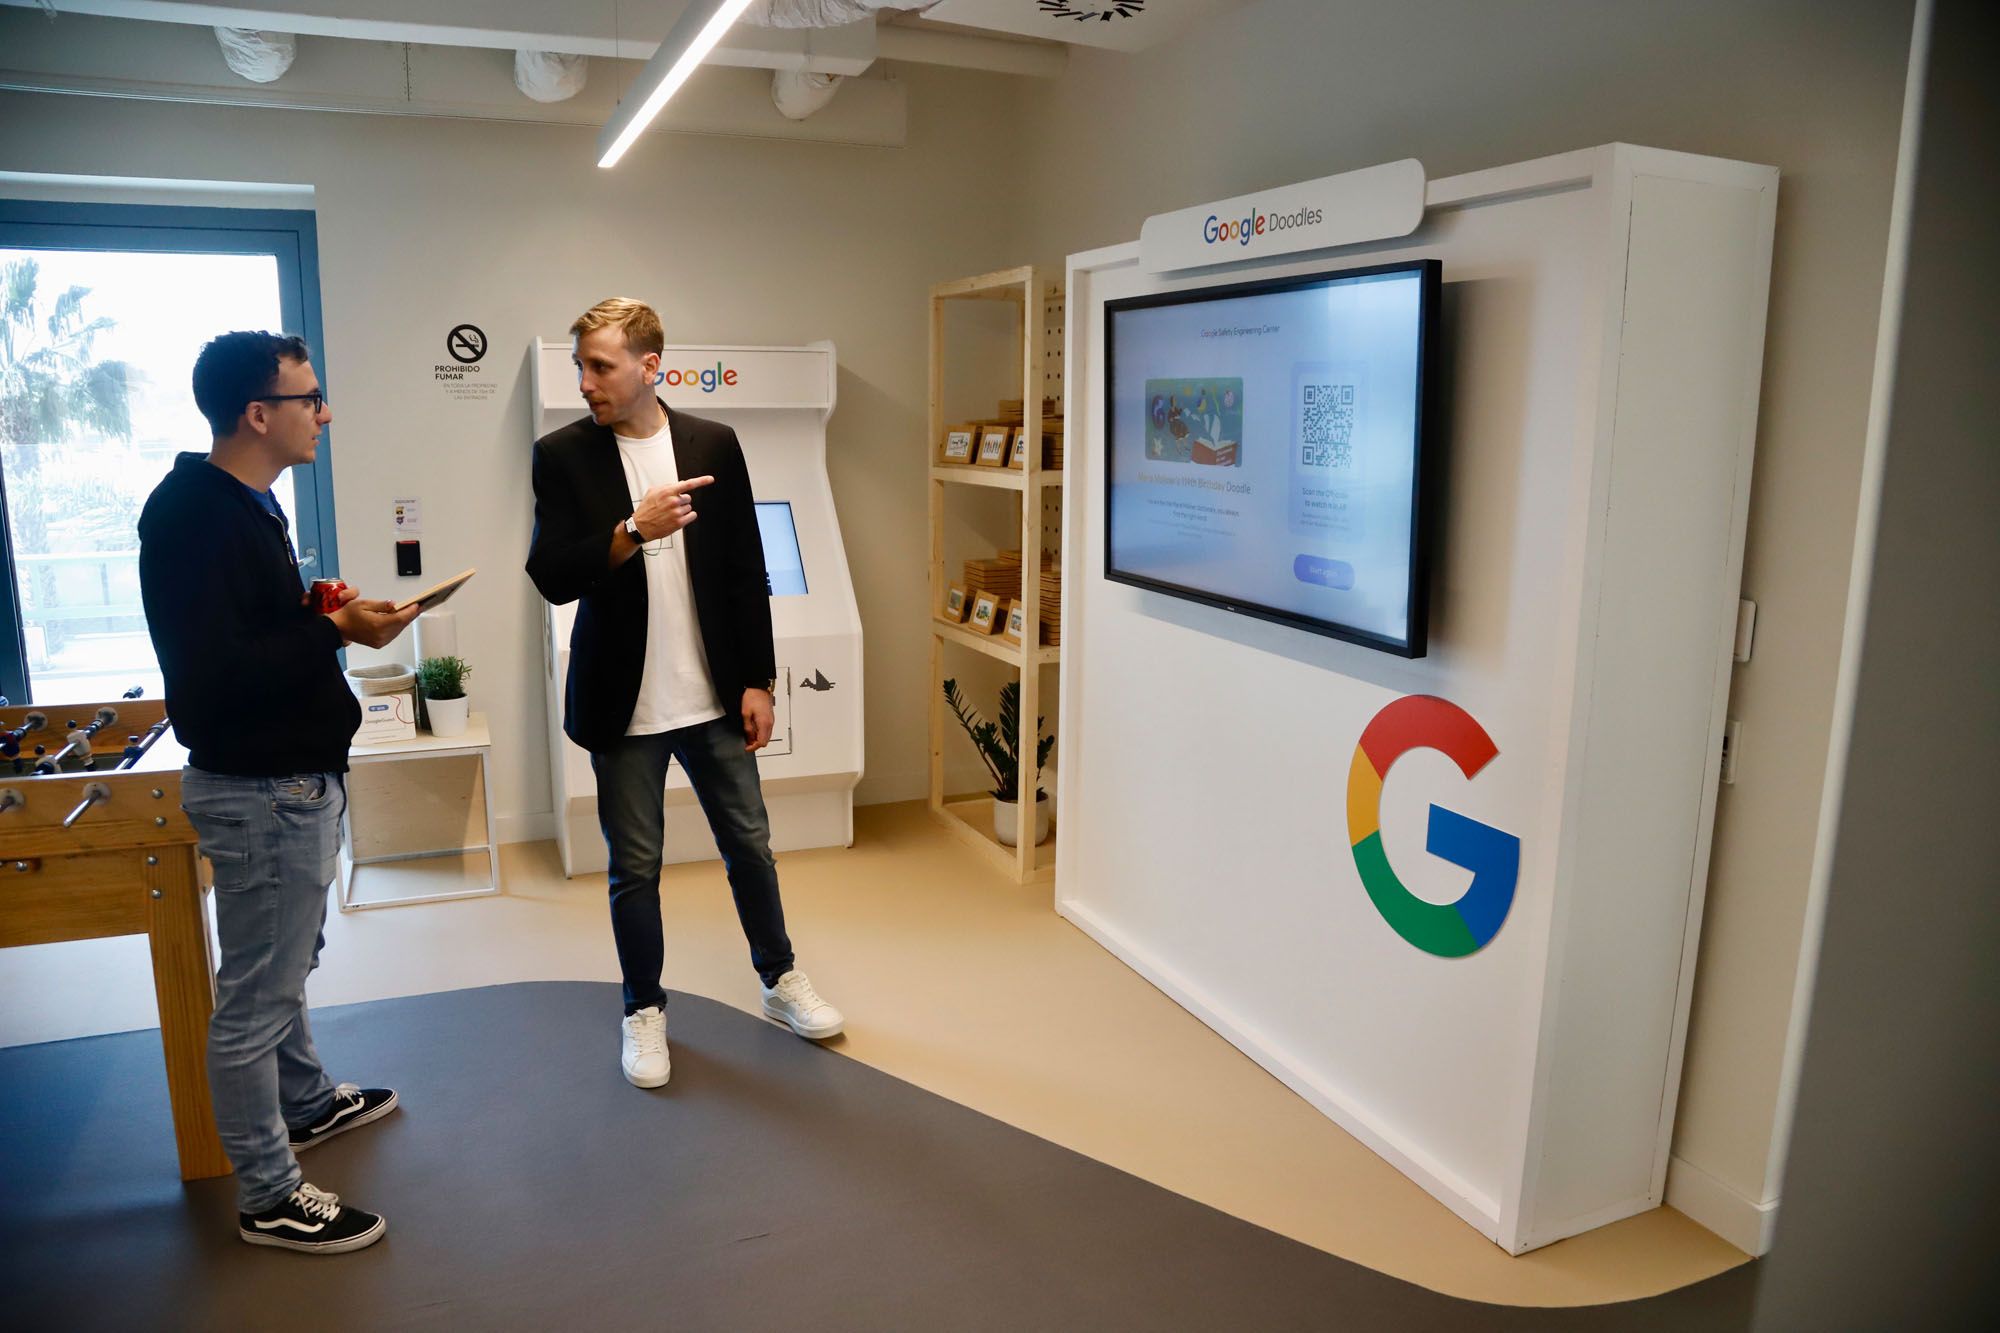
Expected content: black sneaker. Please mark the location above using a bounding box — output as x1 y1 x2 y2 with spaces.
289 1083 399 1152
239 1183 386 1254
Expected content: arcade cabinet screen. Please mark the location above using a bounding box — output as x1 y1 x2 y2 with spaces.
756 502 808 596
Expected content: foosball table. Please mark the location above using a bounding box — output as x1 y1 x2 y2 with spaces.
0 695 229 1180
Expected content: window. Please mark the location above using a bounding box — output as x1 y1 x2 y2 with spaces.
0 201 337 704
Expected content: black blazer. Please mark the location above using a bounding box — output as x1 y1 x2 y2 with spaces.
526 404 775 754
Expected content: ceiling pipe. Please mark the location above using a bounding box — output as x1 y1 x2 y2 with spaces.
213 26 295 83
515 48 587 103
770 67 841 119
742 1 935 26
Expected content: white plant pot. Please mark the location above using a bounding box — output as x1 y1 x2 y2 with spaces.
426 695 469 737
993 795 1051 847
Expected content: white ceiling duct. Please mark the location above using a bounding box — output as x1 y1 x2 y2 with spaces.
742 1 937 26
743 3 930 120
770 67 842 120
213 27 296 84
514 49 588 103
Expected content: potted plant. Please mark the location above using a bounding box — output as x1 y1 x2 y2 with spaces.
943 677 1054 846
416 655 471 737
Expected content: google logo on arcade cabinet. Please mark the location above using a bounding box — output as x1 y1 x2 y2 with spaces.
1347 695 1521 958
652 363 738 392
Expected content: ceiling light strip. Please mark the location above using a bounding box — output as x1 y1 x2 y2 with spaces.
597 0 757 167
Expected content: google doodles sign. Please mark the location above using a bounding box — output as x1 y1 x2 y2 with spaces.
1347 695 1520 957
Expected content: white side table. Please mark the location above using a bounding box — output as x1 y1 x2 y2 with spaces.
339 713 499 911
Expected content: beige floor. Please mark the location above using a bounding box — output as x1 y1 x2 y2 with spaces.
0 801 1747 1306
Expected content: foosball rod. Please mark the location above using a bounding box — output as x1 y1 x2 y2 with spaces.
119 717 173 769
56 719 172 827
37 707 118 775
0 711 47 758
61 781 112 829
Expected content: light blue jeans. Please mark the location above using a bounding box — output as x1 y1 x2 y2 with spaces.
180 767 345 1213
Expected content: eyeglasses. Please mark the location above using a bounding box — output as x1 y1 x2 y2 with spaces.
258 391 327 413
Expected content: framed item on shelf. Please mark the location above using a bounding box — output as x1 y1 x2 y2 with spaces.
1001 599 1027 643
941 584 972 623
970 593 1002 634
939 424 977 465
1005 427 1028 469
976 425 1011 467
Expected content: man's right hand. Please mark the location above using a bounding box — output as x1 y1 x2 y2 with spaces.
330 598 422 649
631 475 715 541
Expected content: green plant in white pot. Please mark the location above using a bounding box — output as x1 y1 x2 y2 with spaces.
416 655 471 737
943 677 1054 847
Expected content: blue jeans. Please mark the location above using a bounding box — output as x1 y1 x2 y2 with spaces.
180 768 345 1213
591 715 795 1014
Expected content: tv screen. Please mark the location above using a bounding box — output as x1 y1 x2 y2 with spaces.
755 501 808 596
1103 258 1438 657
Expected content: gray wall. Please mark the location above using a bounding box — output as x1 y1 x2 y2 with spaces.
1751 0 1998 1323
1012 0 1916 1242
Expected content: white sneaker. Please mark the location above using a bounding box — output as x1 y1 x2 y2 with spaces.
761 970 844 1040
620 1005 670 1087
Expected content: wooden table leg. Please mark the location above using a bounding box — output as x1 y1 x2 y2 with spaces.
145 848 231 1181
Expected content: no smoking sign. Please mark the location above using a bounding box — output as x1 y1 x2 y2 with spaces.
446 324 487 363
434 322 497 402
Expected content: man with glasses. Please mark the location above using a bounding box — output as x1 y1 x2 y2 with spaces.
138 331 419 1254
527 298 843 1091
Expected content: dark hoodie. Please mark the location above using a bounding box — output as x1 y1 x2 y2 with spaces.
137 452 359 775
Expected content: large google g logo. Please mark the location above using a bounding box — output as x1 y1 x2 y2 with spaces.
1347 695 1520 957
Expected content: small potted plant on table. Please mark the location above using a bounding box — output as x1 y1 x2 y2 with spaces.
416 655 471 737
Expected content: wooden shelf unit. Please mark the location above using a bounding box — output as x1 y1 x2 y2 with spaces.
927 265 1063 884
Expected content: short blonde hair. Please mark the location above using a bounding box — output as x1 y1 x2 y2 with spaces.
570 297 664 357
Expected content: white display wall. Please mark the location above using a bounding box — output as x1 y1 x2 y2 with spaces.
1056 145 1777 1253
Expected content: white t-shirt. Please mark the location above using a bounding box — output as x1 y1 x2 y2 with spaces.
614 419 725 735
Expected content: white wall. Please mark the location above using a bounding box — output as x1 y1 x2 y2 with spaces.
1012 0 1913 1250
0 58 1027 826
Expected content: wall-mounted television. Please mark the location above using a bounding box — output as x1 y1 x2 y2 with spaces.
1103 258 1439 657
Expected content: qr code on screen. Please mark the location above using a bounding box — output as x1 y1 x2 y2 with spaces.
1300 383 1356 468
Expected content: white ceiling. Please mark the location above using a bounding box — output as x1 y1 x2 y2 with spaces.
919 0 1244 53
0 1 1250 60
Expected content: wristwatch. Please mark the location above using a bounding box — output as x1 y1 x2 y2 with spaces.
757 677 776 693
623 514 643 543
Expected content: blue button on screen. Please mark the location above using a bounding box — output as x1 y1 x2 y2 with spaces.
1294 554 1356 590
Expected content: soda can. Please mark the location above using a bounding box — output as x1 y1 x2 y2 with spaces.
309 579 348 615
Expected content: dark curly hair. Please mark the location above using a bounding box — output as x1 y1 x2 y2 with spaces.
191 330 311 436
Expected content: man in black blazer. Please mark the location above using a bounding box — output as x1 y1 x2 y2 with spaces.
527 298 843 1088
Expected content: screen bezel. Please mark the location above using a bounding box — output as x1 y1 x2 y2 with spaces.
1101 257 1439 659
